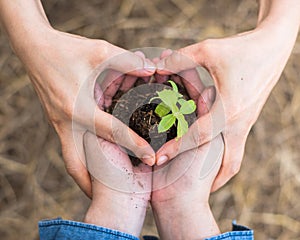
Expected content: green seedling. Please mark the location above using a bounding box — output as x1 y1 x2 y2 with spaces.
150 80 196 139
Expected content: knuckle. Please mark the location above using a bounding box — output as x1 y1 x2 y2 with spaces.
96 39 109 55
169 51 183 65
90 40 110 66
197 39 218 67
199 39 216 55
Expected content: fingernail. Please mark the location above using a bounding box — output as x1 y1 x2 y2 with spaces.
141 155 154 166
157 155 168 166
144 60 156 72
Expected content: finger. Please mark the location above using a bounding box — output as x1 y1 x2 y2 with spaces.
134 50 146 59
156 89 221 166
100 70 124 108
101 51 153 95
211 134 246 192
156 49 197 75
60 129 92 198
141 57 154 83
154 73 168 83
103 77 123 108
104 45 156 76
119 75 137 92
160 49 173 59
197 86 216 116
105 50 146 93
170 74 183 87
142 75 151 83
180 68 206 102
152 57 160 64
153 49 173 81
93 107 155 166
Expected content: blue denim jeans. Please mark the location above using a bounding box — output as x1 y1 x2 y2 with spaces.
39 218 253 240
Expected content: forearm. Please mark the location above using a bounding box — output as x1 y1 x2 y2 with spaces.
257 0 300 41
258 0 300 25
0 0 52 56
250 0 300 93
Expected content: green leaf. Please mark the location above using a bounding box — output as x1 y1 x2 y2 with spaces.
157 89 178 109
178 98 187 106
168 80 178 92
155 102 171 117
158 114 176 133
171 104 180 115
180 99 196 115
176 113 188 139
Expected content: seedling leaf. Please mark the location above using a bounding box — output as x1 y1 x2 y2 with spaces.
180 99 196 115
176 114 188 138
158 114 176 133
155 102 171 117
178 98 187 106
153 80 197 139
157 89 178 109
168 80 178 92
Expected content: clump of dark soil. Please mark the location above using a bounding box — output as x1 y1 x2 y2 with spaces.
105 77 195 166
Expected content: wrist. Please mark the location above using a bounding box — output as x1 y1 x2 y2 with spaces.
252 20 299 74
84 181 150 237
152 199 220 239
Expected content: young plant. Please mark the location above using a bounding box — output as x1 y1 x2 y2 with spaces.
150 80 196 139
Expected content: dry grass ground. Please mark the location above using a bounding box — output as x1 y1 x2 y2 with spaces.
1 0 300 239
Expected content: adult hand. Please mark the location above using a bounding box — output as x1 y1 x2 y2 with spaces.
0 1 156 197
155 1 300 192
27 32 156 197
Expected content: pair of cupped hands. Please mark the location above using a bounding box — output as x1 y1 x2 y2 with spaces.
24 27 285 198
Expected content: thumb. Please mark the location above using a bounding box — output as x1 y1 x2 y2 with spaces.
156 51 197 75
156 47 198 75
94 42 156 77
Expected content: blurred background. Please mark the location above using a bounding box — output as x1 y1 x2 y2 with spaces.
1 0 300 239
